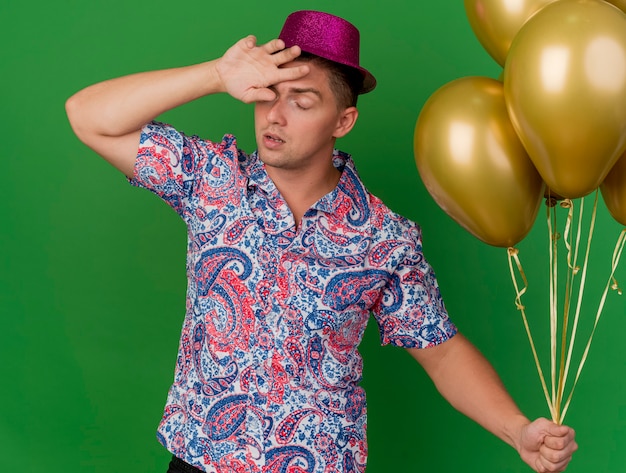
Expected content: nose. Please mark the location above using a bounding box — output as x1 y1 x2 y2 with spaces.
265 98 286 126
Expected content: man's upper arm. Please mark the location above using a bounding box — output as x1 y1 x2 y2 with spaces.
405 332 461 378
65 97 142 178
83 130 142 179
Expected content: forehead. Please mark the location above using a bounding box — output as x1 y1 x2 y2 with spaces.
276 60 333 95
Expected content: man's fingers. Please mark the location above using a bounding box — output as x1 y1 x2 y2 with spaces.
260 38 286 53
240 88 276 104
547 424 573 437
252 37 305 70
543 432 573 450
531 419 576 449
258 38 301 62
534 428 577 473
243 35 258 49
276 64 310 81
536 456 572 473
270 44 303 65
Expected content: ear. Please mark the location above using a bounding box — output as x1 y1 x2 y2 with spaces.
333 106 359 138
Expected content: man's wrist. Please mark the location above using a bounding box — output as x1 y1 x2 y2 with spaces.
503 413 531 453
198 59 227 96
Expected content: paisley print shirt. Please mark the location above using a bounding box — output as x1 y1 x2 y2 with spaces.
130 121 457 473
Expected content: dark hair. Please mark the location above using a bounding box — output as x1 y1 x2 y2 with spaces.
296 52 363 109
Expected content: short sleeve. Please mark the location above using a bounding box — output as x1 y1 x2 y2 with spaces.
128 121 241 221
372 224 457 349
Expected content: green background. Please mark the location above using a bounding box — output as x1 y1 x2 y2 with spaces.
2 0 626 471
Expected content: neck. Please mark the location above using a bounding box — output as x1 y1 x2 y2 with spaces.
266 160 341 228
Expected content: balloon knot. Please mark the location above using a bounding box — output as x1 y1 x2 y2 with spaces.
508 247 519 256
560 199 573 209
545 197 558 208
611 277 622 296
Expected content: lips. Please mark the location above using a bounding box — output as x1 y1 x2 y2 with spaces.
262 132 286 150
265 132 284 143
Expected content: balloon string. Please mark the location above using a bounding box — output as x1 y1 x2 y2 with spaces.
513 192 624 424
560 227 626 422
547 198 559 417
507 247 555 420
555 198 580 423
557 194 589 422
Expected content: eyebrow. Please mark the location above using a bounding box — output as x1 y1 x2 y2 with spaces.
289 87 322 99
270 85 322 100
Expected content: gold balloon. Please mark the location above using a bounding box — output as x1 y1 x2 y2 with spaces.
465 0 557 66
504 0 626 199
601 149 626 225
414 77 544 247
604 0 626 13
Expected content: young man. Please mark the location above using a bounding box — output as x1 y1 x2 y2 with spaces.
65 10 577 473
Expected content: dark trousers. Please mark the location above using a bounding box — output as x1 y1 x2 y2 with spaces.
166 456 205 473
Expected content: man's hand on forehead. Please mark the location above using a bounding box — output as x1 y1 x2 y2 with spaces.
216 35 310 104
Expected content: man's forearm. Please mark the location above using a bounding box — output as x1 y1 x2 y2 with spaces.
66 60 222 140
407 334 528 451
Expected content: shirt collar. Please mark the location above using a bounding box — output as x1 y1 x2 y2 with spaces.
313 150 366 214
240 149 368 215
241 150 278 197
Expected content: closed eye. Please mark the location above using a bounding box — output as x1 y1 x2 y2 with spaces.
292 98 311 110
